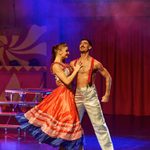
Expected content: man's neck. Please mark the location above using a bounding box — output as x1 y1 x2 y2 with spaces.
80 52 90 60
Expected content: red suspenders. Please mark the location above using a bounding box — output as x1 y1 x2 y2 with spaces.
88 57 94 85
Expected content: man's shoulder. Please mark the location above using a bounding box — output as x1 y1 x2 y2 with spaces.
70 59 78 66
91 57 104 70
92 57 102 65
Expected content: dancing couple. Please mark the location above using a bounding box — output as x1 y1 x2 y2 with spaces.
16 39 114 150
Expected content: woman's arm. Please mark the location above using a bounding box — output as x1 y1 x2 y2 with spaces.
52 63 81 85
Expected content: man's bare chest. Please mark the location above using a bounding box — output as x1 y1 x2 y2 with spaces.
78 63 91 74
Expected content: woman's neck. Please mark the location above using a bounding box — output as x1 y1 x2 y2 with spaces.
54 57 63 63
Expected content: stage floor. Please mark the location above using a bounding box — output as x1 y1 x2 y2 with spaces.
0 115 150 150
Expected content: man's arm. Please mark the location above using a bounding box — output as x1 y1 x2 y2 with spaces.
96 61 112 102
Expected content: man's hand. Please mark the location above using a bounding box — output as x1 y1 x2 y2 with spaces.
101 95 110 103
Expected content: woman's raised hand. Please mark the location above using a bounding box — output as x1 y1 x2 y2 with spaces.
73 61 83 72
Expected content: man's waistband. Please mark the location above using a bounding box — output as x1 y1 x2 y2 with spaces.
76 84 95 91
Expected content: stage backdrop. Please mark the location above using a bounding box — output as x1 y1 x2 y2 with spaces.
0 0 150 116
60 17 150 116
0 25 48 101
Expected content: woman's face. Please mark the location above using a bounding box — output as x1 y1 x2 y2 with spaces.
61 46 70 59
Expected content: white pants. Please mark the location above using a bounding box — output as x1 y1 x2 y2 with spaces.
75 85 114 150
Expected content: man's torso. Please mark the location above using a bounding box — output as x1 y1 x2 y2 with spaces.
73 56 98 88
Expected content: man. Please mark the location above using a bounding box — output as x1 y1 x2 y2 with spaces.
70 39 114 150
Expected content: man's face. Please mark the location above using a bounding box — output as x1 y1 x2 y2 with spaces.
79 40 92 53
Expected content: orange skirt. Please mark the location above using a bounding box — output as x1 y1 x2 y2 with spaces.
24 85 83 141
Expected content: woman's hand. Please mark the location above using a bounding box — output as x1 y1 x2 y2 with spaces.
73 61 83 72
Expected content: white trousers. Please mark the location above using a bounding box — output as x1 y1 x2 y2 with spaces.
75 85 114 150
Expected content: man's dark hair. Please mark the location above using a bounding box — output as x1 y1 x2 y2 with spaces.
81 38 93 48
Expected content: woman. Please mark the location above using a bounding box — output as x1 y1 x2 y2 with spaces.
16 43 83 150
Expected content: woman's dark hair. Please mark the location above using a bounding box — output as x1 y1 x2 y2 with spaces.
51 43 67 63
